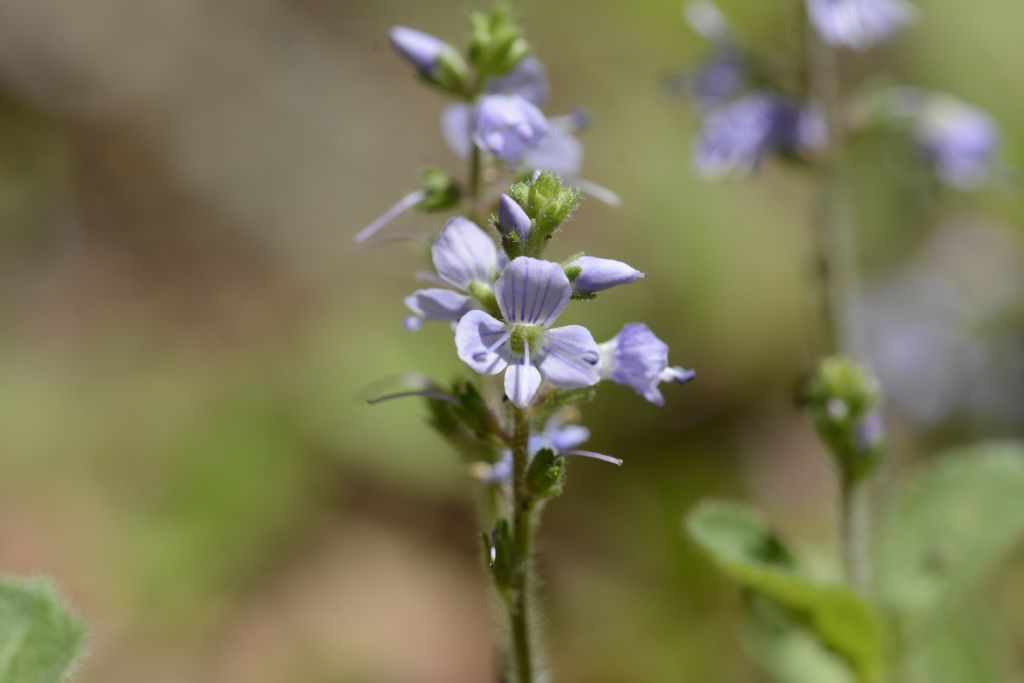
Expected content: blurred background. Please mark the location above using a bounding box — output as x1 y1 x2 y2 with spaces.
1 0 1022 681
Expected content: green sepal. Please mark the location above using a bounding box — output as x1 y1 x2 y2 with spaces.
526 447 565 499
570 291 597 301
507 172 580 257
686 500 886 682
416 46 471 98
426 379 504 462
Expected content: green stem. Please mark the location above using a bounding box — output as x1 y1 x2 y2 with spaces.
807 10 871 590
508 406 537 683
468 138 483 224
840 474 869 591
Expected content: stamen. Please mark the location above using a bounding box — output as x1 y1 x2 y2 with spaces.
354 189 427 244
572 178 622 207
366 389 459 406
557 449 624 467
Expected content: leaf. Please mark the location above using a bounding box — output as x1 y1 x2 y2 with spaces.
0 576 86 683
745 598 858 683
899 606 1011 683
872 441 1024 628
686 499 884 682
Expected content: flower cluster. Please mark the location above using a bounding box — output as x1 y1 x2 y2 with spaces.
682 3 825 177
357 8 617 246
678 2 999 188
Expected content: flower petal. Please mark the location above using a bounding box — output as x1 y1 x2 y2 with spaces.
485 56 550 106
549 424 590 451
521 127 584 175
432 217 499 290
495 257 571 326
404 288 472 326
539 325 601 388
441 103 472 160
455 310 510 375
504 361 543 407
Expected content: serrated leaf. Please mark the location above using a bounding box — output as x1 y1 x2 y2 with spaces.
0 576 86 683
872 441 1024 628
746 598 858 683
687 500 884 682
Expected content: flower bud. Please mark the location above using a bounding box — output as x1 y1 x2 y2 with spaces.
417 168 460 211
568 256 645 294
526 448 565 499
497 193 532 241
389 26 446 75
806 356 884 480
467 7 529 81
389 26 468 96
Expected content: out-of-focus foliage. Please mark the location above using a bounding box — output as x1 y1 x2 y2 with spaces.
0 576 86 683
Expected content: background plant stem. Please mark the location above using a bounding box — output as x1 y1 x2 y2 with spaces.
806 14 870 591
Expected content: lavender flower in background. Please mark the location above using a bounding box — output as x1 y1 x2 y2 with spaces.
567 256 645 294
599 323 695 406
806 0 916 50
404 216 499 330
684 3 748 110
695 93 825 177
914 94 999 190
456 257 601 407
476 414 592 483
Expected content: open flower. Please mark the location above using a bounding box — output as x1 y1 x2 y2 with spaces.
684 3 748 111
404 217 499 330
695 92 825 177
806 0 916 50
456 257 601 407
599 323 695 405
472 94 551 162
914 95 998 190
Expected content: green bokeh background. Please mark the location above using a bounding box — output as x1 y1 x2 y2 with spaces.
1 0 1022 681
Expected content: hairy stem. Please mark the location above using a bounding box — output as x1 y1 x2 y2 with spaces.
468 141 483 224
508 406 537 683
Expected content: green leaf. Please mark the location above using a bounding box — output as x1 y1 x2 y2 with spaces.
686 500 884 682
746 598 858 683
0 576 86 683
899 606 1011 683
872 441 1024 628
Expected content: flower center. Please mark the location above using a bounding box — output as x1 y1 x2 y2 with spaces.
509 323 544 356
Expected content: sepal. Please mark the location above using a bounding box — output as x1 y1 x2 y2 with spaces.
525 447 565 499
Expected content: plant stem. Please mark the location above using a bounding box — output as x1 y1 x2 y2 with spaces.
508 406 537 683
806 12 871 590
840 474 869 591
468 140 483 224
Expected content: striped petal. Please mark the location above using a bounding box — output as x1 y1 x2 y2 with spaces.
495 256 571 327
538 324 601 388
455 310 510 376
432 217 499 290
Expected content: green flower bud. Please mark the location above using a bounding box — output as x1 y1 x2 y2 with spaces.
416 168 461 211
507 171 580 256
467 7 529 82
806 356 885 481
526 448 565 499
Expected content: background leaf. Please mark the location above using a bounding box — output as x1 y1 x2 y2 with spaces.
0 575 86 683
686 499 885 682
899 606 1013 683
872 441 1024 627
745 598 858 683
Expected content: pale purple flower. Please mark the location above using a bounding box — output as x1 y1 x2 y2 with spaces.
389 26 448 75
695 93 825 177
455 257 601 407
472 94 550 162
915 95 999 190
599 323 695 406
854 410 885 453
685 3 747 110
404 217 498 330
806 0 916 50
439 60 618 204
497 193 532 241
569 256 645 294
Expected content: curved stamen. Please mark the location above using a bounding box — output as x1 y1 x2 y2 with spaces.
355 189 427 244
366 389 459 406
556 449 624 467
